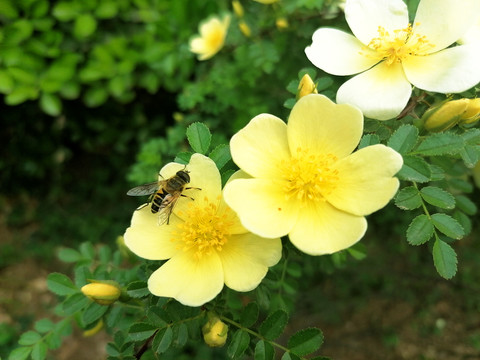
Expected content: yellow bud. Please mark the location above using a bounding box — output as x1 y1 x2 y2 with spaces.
423 99 470 132
81 282 121 306
297 74 318 100
202 317 228 347
238 20 251 37
252 0 279 4
232 0 244 17
459 98 480 124
275 17 289 30
83 319 104 337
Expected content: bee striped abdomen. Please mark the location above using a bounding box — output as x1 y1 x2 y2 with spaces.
150 190 167 213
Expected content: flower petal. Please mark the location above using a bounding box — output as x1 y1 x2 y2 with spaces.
412 0 480 52
124 206 180 260
289 201 367 255
230 114 290 178
220 233 281 291
336 61 412 120
287 94 363 159
148 251 224 307
458 16 480 44
403 45 480 93
305 28 379 76
223 178 299 238
326 144 402 216
345 0 409 45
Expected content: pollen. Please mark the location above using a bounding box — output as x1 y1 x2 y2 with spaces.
172 197 233 260
281 148 339 202
362 24 434 65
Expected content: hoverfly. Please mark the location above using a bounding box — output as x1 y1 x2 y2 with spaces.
127 169 200 225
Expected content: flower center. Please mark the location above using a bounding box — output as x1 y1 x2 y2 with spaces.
281 148 339 202
363 24 433 65
173 197 233 260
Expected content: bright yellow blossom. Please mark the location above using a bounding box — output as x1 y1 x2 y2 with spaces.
190 15 231 61
124 154 281 306
224 95 403 255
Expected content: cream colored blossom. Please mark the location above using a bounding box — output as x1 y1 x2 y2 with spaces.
190 15 231 61
305 0 480 120
124 154 281 306
224 95 403 255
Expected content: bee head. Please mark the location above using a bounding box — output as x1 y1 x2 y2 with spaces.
176 170 191 183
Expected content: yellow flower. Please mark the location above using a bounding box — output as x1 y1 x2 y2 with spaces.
297 74 318 99
238 20 252 37
232 0 244 17
223 95 403 255
305 0 480 120
275 17 289 30
459 98 480 124
202 316 228 347
81 282 122 305
190 15 231 61
124 154 281 306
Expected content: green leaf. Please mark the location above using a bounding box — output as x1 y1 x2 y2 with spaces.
61 293 90 315
288 328 324 356
255 340 275 360
52 2 80 21
283 98 296 109
146 306 169 327
259 310 288 341
152 327 173 354
47 273 78 296
394 186 422 210
406 215 434 245
0 70 14 94
358 134 380 149
420 186 455 209
227 330 250 359
431 213 465 239
387 124 418 154
433 239 458 279
73 13 97 38
79 242 95 259
39 93 62 116
34 319 55 334
209 144 231 170
454 195 477 216
128 323 157 342
172 323 188 348
31 341 47 360
460 145 480 168
18 331 41 346
126 281 150 298
415 132 464 156
186 122 211 154
8 346 31 360
82 302 109 326
240 302 259 328
57 248 82 263
397 155 431 183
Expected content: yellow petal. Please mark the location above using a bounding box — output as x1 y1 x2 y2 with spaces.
223 178 299 238
289 201 367 255
326 144 402 216
148 251 224 306
220 233 281 291
337 61 411 120
287 94 363 159
230 114 290 178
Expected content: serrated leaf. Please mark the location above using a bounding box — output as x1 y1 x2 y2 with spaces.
8 346 32 360
31 341 47 360
172 323 188 348
227 330 250 359
288 328 324 356
406 215 434 245
255 340 275 360
420 186 455 209
186 122 211 154
126 281 150 298
397 155 431 182
283 98 297 109
146 306 169 327
174 151 193 164
61 293 90 315
82 302 109 326
387 124 418 154
415 132 464 156
152 327 172 354
128 323 157 342
18 331 41 346
395 186 422 210
453 210 472 236
460 144 480 168
209 144 231 170
358 134 380 149
46 273 78 296
240 302 259 327
454 195 477 215
431 213 465 239
433 239 458 279
259 310 288 340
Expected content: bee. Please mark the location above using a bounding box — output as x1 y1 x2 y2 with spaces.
127 169 200 225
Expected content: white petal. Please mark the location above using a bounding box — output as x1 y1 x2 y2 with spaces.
412 0 480 52
458 16 480 44
403 45 480 93
345 0 409 45
337 61 412 120
305 28 379 76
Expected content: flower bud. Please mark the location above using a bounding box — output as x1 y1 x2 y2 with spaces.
81 281 121 306
83 319 104 337
458 98 480 124
232 0 244 17
297 74 318 100
202 316 228 347
276 17 289 30
423 99 470 132
238 20 251 37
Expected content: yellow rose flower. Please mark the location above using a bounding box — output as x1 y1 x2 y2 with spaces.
189 15 231 61
224 94 403 255
124 154 282 306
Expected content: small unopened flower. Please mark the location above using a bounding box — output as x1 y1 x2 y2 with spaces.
253 0 279 4
297 74 318 99
423 99 470 132
224 94 403 255
238 20 252 37
459 98 480 124
83 319 104 337
124 154 281 307
232 0 244 17
81 281 122 305
190 15 231 61
276 17 289 30
202 316 228 347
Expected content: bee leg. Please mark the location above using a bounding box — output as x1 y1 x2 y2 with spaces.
185 187 202 191
136 203 149 211
180 194 195 201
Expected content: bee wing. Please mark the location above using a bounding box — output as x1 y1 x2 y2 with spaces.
127 181 161 196
157 193 179 225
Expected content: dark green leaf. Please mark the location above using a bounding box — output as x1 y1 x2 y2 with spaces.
259 310 288 340
453 210 472 236
283 98 297 109
174 151 193 164
240 302 259 327
288 328 324 356
315 77 333 91
255 340 275 360
128 323 157 342
397 156 431 183
358 134 380 149
431 213 465 239
461 128 480 144
46 273 78 296
420 186 455 209
406 215 434 245
209 144 231 170
126 281 150 298
227 330 250 359
454 195 477 215
18 331 41 346
387 125 418 154
7 346 32 360
61 293 90 315
186 122 211 154
347 243 367 260
415 132 464 156
106 343 121 357
82 302 109 326
146 306 168 327
395 186 422 210
286 80 299 94
433 239 458 279
172 323 188 348
460 145 480 168
281 353 301 360
153 327 173 354
31 341 47 360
